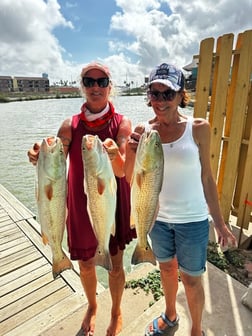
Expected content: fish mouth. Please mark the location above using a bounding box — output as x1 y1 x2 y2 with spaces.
83 135 104 155
40 136 62 154
83 134 96 151
41 136 58 148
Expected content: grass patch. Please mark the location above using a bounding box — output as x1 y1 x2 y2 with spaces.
125 241 250 305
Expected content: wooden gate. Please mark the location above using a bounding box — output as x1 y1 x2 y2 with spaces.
193 30 252 230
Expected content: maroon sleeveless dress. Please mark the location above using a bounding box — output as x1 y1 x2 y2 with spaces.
66 109 136 261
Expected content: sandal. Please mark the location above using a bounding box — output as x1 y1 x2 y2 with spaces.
145 313 179 335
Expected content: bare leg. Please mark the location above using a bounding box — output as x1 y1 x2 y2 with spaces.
180 272 204 336
79 258 97 336
106 249 125 336
147 258 179 333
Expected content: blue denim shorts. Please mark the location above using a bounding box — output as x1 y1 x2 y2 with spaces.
149 219 209 276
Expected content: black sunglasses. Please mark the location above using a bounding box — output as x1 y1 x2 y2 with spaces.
82 77 110 88
147 89 177 102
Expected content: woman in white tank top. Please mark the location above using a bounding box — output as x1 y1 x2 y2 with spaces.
125 63 237 336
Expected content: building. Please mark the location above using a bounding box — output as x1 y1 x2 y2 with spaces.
0 76 50 93
183 57 199 91
0 76 14 93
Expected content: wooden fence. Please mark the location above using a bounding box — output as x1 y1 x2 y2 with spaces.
193 30 252 230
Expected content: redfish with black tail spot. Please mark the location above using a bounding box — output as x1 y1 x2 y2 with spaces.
81 134 117 271
130 130 164 266
36 136 73 279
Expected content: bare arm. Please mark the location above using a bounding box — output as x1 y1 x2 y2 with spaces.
193 118 237 247
57 117 72 157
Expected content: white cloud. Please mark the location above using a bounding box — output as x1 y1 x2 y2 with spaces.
106 0 252 84
0 0 75 81
0 0 251 86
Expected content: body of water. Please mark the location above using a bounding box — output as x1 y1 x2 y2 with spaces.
0 95 192 285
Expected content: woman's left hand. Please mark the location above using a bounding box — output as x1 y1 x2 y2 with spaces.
214 223 237 248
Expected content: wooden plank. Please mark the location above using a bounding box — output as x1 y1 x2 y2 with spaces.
0 230 24 245
0 272 56 309
0 260 50 292
0 218 13 229
0 235 28 252
208 33 234 178
0 217 16 232
219 30 252 220
1 249 42 276
0 286 72 335
237 118 252 229
0 265 52 300
17 219 56 265
0 185 35 222
0 184 95 336
234 58 252 228
194 37 214 118
1 277 68 322
1 245 36 266
217 33 242 198
0 239 31 258
3 293 85 336
23 218 93 294
0 222 18 233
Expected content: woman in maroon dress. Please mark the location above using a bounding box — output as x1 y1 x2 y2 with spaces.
28 62 136 336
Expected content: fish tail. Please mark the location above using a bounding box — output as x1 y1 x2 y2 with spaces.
95 249 112 271
52 253 73 279
131 242 157 266
41 232 49 245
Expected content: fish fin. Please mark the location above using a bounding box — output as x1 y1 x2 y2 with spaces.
109 178 117 195
149 203 160 233
111 221 116 237
44 183 53 200
52 252 73 279
136 172 144 188
97 178 106 195
95 248 112 271
131 242 156 266
41 232 49 245
130 215 136 229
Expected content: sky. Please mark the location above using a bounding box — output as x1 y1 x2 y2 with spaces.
0 0 251 87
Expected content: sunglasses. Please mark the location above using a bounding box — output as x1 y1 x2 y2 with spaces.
82 77 110 88
147 89 177 102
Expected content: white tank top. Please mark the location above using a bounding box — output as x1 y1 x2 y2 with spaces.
156 117 208 223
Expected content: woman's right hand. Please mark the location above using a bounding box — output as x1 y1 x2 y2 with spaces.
27 142 40 165
126 125 145 153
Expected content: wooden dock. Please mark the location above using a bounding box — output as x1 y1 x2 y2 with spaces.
0 184 105 336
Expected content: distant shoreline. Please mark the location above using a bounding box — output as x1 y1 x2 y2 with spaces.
0 91 147 103
0 90 196 107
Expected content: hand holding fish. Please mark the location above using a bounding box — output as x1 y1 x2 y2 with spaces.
82 135 117 271
103 138 126 177
103 138 119 161
27 142 41 165
127 125 146 151
130 130 164 266
36 136 73 278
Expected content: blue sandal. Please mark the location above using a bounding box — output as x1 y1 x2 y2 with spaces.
145 313 179 335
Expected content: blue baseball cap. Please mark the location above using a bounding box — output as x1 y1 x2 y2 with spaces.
148 63 185 91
